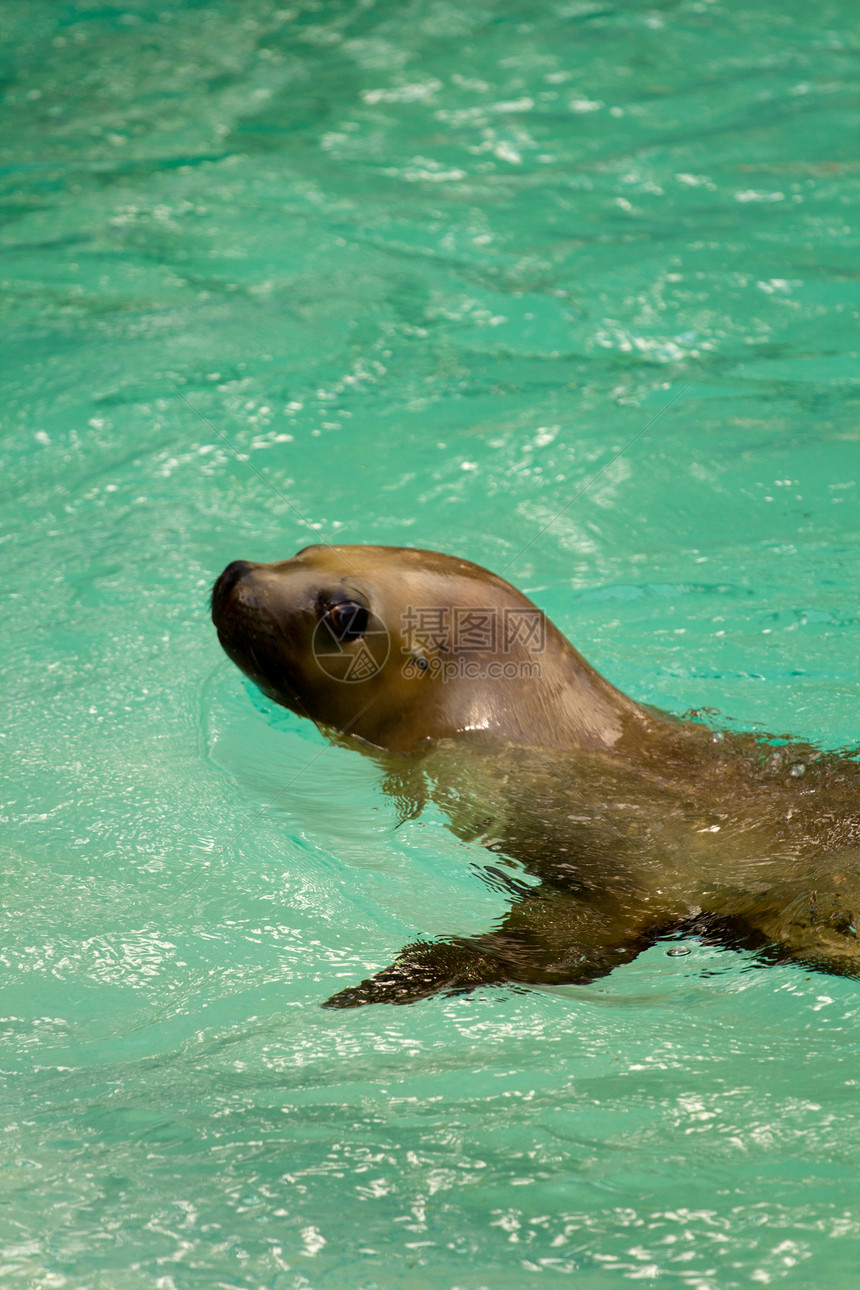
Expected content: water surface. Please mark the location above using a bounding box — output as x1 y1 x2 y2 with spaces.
2 1 859 1286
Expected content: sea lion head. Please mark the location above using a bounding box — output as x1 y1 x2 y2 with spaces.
211 544 637 752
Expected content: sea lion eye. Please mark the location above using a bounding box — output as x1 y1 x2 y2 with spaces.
325 600 369 641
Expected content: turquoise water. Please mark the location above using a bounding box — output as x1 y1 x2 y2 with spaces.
2 0 859 1285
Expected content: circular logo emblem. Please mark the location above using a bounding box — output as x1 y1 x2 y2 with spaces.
311 604 390 683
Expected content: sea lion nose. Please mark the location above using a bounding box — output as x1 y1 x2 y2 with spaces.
211 559 255 620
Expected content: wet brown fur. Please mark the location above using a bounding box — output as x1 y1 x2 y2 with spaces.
212 545 860 1007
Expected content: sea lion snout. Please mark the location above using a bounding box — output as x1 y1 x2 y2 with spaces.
211 559 280 646
211 559 257 616
211 559 280 665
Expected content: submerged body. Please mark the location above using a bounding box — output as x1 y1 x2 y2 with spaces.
211 544 860 1006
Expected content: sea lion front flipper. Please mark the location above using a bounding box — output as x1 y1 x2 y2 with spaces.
323 883 659 1008
322 936 509 1009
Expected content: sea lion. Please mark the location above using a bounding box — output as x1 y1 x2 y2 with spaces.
211 544 860 1007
